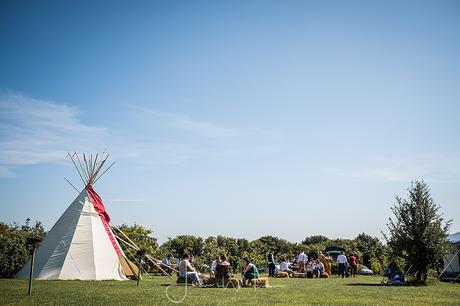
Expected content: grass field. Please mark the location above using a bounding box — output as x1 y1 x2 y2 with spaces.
1 275 459 305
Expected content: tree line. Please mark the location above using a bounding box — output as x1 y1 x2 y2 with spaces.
0 180 452 284
0 219 387 278
111 224 389 275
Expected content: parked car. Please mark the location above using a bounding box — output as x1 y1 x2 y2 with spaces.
324 246 346 261
358 264 374 275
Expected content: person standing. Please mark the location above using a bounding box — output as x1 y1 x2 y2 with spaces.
318 252 331 276
297 250 308 273
324 253 332 276
350 253 359 277
337 251 348 278
267 251 276 277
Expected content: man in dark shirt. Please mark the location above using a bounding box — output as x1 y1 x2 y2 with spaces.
267 251 276 277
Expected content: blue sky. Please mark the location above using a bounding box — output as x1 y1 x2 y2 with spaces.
0 0 459 243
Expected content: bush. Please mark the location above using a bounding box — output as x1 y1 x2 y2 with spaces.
0 219 45 278
0 235 29 278
369 257 383 275
331 262 338 275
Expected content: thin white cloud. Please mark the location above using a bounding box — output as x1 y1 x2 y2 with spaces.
125 104 283 139
324 154 460 183
0 93 103 133
126 105 238 138
0 92 107 174
0 93 284 176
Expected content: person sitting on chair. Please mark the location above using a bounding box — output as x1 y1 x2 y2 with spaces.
313 259 325 278
210 256 219 276
242 257 259 287
178 254 202 286
189 254 196 268
215 254 232 285
161 254 174 276
279 257 293 277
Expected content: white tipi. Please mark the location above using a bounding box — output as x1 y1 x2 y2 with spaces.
16 153 138 280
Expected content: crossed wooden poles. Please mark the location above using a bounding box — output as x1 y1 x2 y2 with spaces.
111 226 178 279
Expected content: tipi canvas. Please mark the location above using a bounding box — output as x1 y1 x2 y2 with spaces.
16 153 137 280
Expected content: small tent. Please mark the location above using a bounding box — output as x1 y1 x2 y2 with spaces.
15 153 138 280
441 232 460 281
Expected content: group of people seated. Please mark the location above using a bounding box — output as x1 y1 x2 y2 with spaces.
174 253 261 287
167 249 363 287
277 251 333 278
210 254 261 287
165 250 359 285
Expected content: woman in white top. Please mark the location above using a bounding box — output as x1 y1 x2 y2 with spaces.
178 254 202 286
210 256 219 276
279 257 293 277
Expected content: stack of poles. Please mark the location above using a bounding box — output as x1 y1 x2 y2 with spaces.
111 226 177 279
66 152 116 188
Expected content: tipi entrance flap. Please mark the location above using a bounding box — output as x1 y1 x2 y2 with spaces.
92 210 126 280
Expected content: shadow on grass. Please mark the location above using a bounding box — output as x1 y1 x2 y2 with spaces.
346 283 387 287
347 283 419 287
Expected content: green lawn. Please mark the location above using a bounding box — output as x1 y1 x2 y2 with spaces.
1 275 459 305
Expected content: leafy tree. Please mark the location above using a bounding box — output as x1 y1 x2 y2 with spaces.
0 219 45 278
293 243 307 254
161 235 204 258
236 238 250 255
249 236 296 262
202 236 219 260
384 180 451 283
354 233 384 268
302 235 330 245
